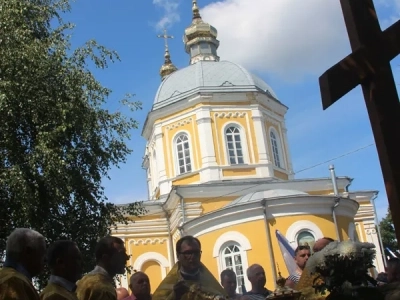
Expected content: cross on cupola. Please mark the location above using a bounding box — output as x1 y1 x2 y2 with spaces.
157 28 178 80
157 28 174 51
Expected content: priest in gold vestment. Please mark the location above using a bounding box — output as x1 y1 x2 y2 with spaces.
40 240 82 300
0 228 47 300
76 236 129 300
152 236 227 300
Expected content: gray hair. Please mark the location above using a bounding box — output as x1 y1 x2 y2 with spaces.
246 264 263 279
6 228 46 259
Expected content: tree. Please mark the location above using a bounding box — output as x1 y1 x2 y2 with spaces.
379 208 398 252
0 0 145 287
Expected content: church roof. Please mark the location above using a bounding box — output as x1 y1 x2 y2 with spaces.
225 189 309 208
153 60 278 110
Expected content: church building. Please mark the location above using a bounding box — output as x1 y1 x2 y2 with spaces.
112 0 384 292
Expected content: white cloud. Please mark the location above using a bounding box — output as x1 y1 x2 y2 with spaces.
200 0 397 81
153 0 181 30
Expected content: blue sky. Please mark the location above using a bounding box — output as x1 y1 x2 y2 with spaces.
64 0 400 220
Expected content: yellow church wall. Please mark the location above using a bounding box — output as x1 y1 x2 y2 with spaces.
172 172 200 185
222 168 256 177
153 102 253 125
184 196 237 214
162 114 200 178
142 261 162 294
210 111 259 165
273 169 289 180
196 219 278 289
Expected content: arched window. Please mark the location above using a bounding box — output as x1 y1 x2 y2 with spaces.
297 231 316 249
270 130 282 168
175 133 192 175
225 126 244 165
221 244 245 294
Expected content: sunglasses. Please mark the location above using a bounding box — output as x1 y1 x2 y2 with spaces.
179 250 202 258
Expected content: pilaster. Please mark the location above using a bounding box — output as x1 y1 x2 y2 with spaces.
196 109 220 182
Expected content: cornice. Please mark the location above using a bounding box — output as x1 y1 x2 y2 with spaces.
128 237 168 246
214 111 247 119
166 117 193 131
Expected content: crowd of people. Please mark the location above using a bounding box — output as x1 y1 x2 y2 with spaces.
1 228 400 300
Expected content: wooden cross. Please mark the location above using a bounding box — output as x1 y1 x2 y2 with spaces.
157 28 174 49
320 0 400 246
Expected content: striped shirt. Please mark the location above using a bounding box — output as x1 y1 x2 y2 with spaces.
287 272 301 284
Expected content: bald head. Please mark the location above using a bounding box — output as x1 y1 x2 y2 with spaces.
129 271 150 297
247 264 266 289
116 287 129 300
313 237 334 253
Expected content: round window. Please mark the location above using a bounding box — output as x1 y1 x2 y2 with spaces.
297 231 315 248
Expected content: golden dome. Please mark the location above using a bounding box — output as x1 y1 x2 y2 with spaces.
160 48 178 80
184 0 220 64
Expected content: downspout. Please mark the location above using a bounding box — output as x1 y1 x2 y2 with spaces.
161 204 175 265
261 200 277 284
371 192 387 268
329 165 341 242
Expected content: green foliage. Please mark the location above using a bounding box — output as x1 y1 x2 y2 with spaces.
0 0 146 287
379 209 398 251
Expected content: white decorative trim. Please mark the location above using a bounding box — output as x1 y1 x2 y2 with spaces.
285 220 324 245
222 122 250 165
133 252 169 278
212 231 252 257
129 238 168 246
185 196 359 238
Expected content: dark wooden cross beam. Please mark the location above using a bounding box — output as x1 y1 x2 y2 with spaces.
319 0 400 246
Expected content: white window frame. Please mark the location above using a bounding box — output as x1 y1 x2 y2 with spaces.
133 252 170 279
173 131 194 176
222 123 249 165
213 231 251 292
269 127 285 169
285 220 323 247
220 243 246 294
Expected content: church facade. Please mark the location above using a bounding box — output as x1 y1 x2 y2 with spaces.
112 0 384 293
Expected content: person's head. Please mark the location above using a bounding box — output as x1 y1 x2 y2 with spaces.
6 228 46 277
220 269 237 296
116 287 129 300
294 245 311 270
386 258 400 283
312 237 334 253
95 236 128 276
129 271 151 298
176 236 202 272
46 240 82 282
247 264 266 289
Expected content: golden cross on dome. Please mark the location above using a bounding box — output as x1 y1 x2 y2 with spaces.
157 29 174 50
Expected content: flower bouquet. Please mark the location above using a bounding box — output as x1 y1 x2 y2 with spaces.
304 241 383 300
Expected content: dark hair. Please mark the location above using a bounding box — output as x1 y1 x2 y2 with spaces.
175 236 201 255
322 237 335 242
46 240 77 268
295 245 311 255
387 257 400 270
220 269 236 281
95 236 124 262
